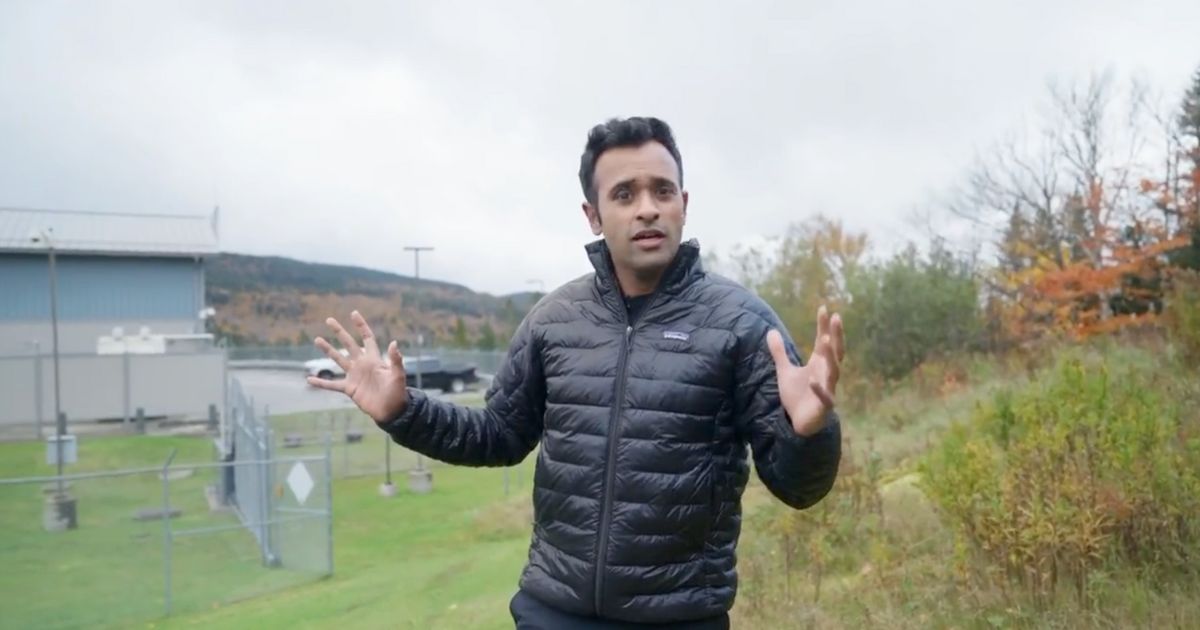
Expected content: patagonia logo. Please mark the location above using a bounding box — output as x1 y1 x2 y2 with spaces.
663 331 690 341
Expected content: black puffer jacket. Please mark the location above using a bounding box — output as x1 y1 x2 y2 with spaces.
382 239 841 623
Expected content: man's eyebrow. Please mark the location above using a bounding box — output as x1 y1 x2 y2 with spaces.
607 178 635 195
649 176 678 189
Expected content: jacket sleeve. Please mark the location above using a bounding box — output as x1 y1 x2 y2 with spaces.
377 315 545 467
733 309 841 509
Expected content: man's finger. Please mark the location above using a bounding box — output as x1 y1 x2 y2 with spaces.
818 334 841 393
315 336 351 371
766 329 793 374
326 316 361 358
809 378 836 411
351 310 380 358
306 375 347 393
387 340 405 372
811 305 829 359
830 313 846 364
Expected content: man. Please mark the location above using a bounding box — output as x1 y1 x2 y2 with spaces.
308 117 844 628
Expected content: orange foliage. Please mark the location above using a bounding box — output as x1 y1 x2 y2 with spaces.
996 213 1190 341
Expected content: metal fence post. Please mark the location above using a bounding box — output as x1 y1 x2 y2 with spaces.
122 351 131 427
325 433 334 576
342 410 350 478
262 404 276 567
161 448 178 617
33 344 44 440
136 407 146 435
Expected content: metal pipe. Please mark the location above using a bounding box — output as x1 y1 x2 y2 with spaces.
48 237 63 493
161 448 178 616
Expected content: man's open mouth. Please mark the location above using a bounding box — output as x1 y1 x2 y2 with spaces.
633 229 666 243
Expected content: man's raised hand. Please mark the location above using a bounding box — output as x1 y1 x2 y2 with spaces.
766 305 846 437
307 310 409 424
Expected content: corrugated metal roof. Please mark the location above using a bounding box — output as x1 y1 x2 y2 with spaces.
0 207 219 257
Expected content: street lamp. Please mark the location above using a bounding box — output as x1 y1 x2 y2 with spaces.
31 228 76 530
402 246 434 495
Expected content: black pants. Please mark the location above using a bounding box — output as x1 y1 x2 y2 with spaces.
509 590 730 630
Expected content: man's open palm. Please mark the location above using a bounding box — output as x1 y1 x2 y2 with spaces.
767 305 845 437
307 311 409 424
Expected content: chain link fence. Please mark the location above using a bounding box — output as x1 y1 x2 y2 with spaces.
268 402 531 500
0 375 332 630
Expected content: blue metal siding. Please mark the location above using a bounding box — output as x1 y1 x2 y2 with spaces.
0 254 200 321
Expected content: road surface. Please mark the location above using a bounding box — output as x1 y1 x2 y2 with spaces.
231 368 357 416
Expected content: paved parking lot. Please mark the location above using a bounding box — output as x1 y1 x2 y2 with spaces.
232 368 487 417
231 368 356 416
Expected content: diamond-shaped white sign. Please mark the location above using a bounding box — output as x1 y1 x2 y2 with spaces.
287 462 315 505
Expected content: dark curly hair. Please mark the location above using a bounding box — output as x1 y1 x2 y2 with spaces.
578 116 683 205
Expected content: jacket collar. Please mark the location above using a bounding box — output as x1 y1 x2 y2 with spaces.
585 237 704 298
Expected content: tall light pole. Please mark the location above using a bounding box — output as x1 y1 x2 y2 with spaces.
403 246 434 493
405 246 434 465
32 228 75 530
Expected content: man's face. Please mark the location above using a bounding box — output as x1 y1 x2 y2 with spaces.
583 141 688 290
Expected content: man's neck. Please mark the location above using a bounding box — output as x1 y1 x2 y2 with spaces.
614 265 663 298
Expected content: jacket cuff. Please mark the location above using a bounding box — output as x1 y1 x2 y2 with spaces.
774 408 839 448
378 387 426 434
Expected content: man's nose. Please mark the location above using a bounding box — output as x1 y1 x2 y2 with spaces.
635 193 660 223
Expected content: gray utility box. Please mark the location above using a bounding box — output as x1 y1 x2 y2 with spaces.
46 434 77 465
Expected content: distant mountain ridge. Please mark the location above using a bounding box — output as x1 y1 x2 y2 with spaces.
205 252 539 348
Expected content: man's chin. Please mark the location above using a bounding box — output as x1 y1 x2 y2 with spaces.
630 251 677 276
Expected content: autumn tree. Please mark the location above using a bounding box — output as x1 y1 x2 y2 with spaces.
732 215 868 346
957 72 1191 341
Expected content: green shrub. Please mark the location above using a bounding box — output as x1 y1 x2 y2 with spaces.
1165 270 1200 365
921 355 1200 603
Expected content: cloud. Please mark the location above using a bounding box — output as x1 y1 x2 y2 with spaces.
2 0 1198 294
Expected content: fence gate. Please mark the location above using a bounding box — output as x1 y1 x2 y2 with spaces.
214 377 333 574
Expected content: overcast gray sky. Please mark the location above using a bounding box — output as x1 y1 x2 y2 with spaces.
2 1 1198 295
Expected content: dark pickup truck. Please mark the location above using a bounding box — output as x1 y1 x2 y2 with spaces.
402 356 479 394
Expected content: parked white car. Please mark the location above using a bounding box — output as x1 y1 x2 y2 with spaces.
304 349 352 380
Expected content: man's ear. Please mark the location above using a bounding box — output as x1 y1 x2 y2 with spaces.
681 190 689 226
582 202 603 236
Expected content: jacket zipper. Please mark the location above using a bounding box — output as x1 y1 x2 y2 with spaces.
594 292 657 616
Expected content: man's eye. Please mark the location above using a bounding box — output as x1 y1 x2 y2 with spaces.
657 186 674 197
615 189 632 201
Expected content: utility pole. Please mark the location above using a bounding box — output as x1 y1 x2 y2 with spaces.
403 246 434 494
33 228 76 530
